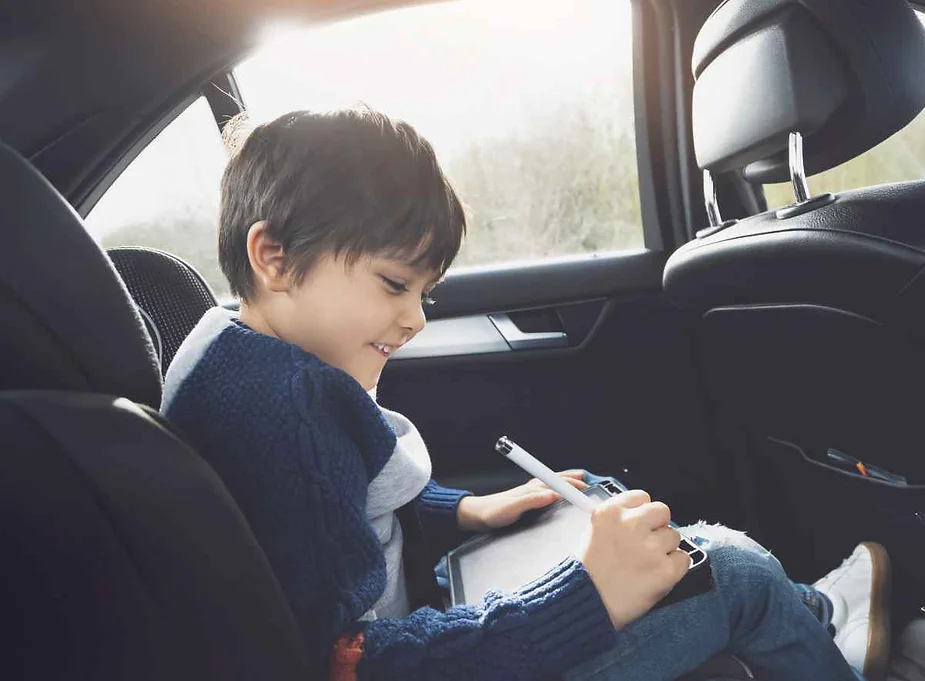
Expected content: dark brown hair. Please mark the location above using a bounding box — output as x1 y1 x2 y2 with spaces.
219 107 466 300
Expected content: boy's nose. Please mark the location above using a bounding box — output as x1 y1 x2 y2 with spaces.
398 299 426 336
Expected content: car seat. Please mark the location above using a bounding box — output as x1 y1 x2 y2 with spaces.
663 0 925 616
107 246 217 374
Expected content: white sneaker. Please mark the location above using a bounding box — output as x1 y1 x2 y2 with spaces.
813 542 892 681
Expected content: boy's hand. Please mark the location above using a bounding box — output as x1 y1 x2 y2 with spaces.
456 470 588 532
579 490 690 631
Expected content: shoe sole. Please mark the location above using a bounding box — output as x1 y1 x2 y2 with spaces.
861 541 892 681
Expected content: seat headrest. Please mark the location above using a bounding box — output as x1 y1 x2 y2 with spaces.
692 0 925 181
108 247 217 375
0 140 162 407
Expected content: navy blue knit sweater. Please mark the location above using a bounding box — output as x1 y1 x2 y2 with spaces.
162 310 617 680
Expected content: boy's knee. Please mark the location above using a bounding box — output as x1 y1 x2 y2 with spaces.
682 522 787 588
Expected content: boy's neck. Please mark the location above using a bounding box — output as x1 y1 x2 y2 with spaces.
239 302 282 341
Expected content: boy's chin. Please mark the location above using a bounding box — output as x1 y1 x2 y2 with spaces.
350 368 382 394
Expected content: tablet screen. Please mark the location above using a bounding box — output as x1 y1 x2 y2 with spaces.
449 485 613 605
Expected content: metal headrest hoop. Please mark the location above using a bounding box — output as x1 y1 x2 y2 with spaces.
703 169 723 228
776 130 836 219
789 132 811 204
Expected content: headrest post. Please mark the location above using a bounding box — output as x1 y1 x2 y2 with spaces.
703 169 723 227
789 131 811 204
776 130 835 219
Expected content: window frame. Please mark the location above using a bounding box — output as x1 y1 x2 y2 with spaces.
77 76 244 219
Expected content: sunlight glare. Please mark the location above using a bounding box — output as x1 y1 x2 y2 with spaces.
237 0 633 158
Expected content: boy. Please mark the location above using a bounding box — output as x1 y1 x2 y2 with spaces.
162 108 891 681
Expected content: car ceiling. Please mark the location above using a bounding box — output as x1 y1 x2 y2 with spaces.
3 0 925 210
0 0 431 206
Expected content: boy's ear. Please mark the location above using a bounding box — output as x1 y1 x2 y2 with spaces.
246 221 290 293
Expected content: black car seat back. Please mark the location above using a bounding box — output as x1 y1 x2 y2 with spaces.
664 0 925 611
107 247 217 374
0 390 310 681
0 141 161 408
0 139 313 678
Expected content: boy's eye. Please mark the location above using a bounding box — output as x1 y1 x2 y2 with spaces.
381 276 408 294
382 275 436 306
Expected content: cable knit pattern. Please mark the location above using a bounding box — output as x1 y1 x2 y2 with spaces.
162 311 617 680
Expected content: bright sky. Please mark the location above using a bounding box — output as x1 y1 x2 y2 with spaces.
86 0 633 237
237 0 633 156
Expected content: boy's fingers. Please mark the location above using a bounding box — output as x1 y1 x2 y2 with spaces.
668 548 693 579
653 526 682 553
528 473 588 491
635 501 672 530
608 489 650 510
562 476 589 490
557 470 587 479
522 488 559 509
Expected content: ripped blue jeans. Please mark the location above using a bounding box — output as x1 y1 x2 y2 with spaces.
563 521 859 681
559 473 858 681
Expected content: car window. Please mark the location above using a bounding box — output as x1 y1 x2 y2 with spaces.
85 97 231 297
234 0 642 269
764 11 925 209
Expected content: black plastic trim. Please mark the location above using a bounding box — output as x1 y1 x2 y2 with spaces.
633 0 666 252
670 0 722 240
76 93 201 218
204 72 246 133
650 0 687 250
634 0 679 252
425 250 666 321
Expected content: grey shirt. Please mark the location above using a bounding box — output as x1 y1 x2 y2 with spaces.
362 395 432 620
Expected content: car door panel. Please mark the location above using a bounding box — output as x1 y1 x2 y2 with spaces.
378 250 721 523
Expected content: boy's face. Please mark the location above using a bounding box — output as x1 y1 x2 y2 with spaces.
253 251 438 391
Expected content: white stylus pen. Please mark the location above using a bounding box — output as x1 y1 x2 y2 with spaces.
495 436 600 513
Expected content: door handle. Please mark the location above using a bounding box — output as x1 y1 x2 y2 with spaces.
488 313 569 350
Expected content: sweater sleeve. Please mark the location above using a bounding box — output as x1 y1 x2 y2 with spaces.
338 556 617 681
413 479 472 555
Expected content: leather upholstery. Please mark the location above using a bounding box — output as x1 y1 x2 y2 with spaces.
0 391 311 681
0 140 162 407
692 0 925 181
665 182 925 336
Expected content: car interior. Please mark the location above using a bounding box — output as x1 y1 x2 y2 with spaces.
4 0 925 679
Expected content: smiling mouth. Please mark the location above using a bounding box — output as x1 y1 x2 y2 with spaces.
371 343 394 357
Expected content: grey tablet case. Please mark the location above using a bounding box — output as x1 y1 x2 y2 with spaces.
447 484 613 606
446 481 713 608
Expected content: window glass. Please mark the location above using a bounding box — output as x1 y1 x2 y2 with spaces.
235 0 642 268
85 97 231 297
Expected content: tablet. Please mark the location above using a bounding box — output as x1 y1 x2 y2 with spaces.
447 484 613 606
